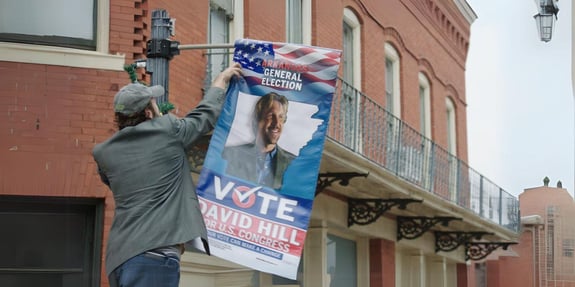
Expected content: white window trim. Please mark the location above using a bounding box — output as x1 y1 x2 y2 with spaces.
418 72 432 139
446 97 457 156
0 0 124 71
231 0 244 40
302 0 311 45
284 0 311 45
343 8 361 90
285 0 301 43
385 43 401 117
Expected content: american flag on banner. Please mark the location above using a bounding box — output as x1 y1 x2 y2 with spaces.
196 39 341 280
233 39 341 96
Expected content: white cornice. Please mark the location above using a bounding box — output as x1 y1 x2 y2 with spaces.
454 0 478 24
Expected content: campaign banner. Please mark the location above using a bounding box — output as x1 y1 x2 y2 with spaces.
196 39 341 279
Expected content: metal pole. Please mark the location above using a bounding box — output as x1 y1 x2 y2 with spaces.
147 9 179 104
178 43 234 50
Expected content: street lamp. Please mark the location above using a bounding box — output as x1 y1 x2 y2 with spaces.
533 0 559 42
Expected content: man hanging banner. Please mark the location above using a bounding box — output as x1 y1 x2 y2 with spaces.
196 39 341 279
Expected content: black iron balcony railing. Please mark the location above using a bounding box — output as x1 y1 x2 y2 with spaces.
331 78 519 233
203 51 519 233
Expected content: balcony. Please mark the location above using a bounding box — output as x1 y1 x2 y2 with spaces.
197 51 519 237
326 78 519 233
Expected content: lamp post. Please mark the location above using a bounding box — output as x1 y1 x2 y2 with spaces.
533 0 559 42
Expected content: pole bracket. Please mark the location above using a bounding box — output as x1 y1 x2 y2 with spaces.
146 39 180 59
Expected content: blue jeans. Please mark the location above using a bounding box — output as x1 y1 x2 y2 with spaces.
111 252 180 287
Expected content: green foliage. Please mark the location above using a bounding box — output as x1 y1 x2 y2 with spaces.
124 63 175 115
123 64 138 84
158 102 175 115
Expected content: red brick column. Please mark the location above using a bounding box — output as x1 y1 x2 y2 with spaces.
486 261 500 287
369 238 395 287
457 263 469 287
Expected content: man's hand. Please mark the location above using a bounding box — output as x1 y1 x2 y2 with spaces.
212 62 243 89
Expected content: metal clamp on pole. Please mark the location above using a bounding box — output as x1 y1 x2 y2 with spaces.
147 39 180 59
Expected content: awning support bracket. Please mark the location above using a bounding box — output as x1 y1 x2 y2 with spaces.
397 216 462 240
348 198 422 226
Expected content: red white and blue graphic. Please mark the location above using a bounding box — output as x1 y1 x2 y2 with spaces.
196 39 341 279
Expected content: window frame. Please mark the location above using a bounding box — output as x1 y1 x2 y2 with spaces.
205 0 244 90
286 0 303 43
445 97 457 156
326 232 358 287
0 0 124 71
418 73 432 140
343 8 361 89
0 196 104 287
0 0 97 50
384 43 401 117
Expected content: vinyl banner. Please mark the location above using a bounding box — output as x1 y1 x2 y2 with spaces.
196 39 341 279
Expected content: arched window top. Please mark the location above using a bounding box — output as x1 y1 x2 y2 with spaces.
419 72 431 139
384 42 400 61
445 96 456 112
385 42 401 117
344 7 360 28
342 7 361 89
418 72 430 89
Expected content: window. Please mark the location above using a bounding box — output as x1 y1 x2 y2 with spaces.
327 234 357 287
475 262 487 287
343 8 361 88
446 98 458 198
286 0 302 43
0 196 103 287
272 258 303 286
416 73 432 188
445 98 457 155
286 0 311 45
563 239 574 257
207 0 235 87
341 9 361 148
384 43 401 170
418 73 431 139
384 43 401 117
0 0 123 70
0 0 96 50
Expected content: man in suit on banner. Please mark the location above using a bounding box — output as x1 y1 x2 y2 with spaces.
223 92 296 189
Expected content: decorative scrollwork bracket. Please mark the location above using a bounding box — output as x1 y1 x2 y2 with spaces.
348 198 422 226
465 241 517 261
397 216 461 240
434 231 493 252
315 172 369 196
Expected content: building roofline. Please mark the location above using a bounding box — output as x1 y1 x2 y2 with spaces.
454 0 478 24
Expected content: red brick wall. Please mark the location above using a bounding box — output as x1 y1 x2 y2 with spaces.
313 0 470 160
150 0 211 115
244 0 286 44
492 229 536 287
486 260 500 287
0 0 473 286
0 62 121 286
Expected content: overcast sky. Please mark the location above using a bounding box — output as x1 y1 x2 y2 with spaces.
465 0 574 197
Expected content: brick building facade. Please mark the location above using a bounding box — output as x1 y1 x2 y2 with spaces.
0 1 519 286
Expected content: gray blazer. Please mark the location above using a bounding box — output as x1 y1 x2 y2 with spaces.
222 143 296 189
93 87 225 276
